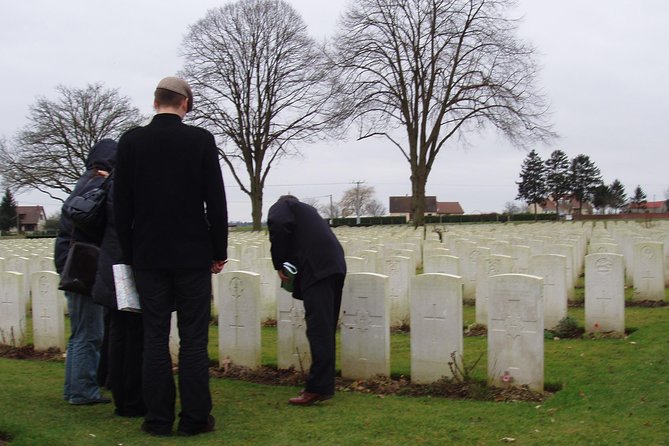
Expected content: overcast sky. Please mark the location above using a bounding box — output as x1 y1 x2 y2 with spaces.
2 0 668 221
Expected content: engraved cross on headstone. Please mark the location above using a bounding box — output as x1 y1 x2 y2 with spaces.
228 276 245 344
342 295 383 362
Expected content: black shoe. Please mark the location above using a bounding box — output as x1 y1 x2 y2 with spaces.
141 421 172 437
69 397 112 406
177 415 216 436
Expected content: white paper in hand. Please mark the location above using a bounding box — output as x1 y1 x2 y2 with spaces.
113 264 142 312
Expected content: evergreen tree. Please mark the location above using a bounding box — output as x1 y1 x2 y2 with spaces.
0 188 18 232
608 179 627 212
592 185 612 214
630 185 647 210
516 149 547 217
544 149 571 216
569 154 603 214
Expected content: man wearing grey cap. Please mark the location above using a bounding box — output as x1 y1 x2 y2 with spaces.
114 76 228 436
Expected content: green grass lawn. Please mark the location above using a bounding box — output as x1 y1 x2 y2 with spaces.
1 304 668 445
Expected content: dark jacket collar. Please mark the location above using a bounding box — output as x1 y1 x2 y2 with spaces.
151 113 183 125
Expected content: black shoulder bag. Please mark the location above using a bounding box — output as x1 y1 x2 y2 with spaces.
66 172 112 234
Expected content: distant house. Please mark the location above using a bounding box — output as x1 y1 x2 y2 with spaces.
389 196 463 221
627 200 668 214
528 198 593 215
389 196 437 221
436 201 464 215
17 206 47 232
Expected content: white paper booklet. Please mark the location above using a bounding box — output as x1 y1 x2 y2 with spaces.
112 264 142 312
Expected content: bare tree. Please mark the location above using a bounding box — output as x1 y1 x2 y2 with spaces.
332 0 555 227
338 184 385 218
181 0 339 230
364 198 387 217
0 84 144 200
319 199 341 219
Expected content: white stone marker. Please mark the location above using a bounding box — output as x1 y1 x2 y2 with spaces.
529 254 568 330
218 271 261 368
546 244 575 300
423 255 460 275
585 253 625 334
240 245 261 272
276 288 311 372
5 256 30 310
383 255 412 326
0 272 26 347
509 245 531 274
30 271 65 351
475 255 513 325
358 250 379 273
588 242 620 255
488 274 544 392
345 256 366 274
462 246 491 300
632 242 665 301
340 273 390 380
257 258 279 322
410 273 463 384
225 258 241 271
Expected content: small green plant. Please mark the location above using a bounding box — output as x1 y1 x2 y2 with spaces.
550 315 583 338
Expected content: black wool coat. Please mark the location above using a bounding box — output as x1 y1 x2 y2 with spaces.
267 198 346 297
113 113 228 270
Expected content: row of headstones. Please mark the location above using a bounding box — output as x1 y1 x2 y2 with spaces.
212 258 629 391
1 255 625 392
0 240 657 353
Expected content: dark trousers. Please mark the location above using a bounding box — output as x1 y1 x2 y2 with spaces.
302 274 344 395
134 269 212 434
109 310 145 416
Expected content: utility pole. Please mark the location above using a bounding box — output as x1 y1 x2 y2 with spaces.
352 180 365 225
329 194 334 219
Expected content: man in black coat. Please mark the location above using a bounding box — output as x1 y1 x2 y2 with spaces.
114 77 228 436
267 195 346 405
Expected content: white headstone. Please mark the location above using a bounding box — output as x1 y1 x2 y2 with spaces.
218 271 261 368
488 274 544 392
462 246 491 299
257 258 278 322
382 255 412 326
276 289 310 372
0 272 26 346
30 271 65 351
632 242 665 301
340 273 390 380
345 256 366 273
475 255 513 325
410 274 463 384
358 250 379 273
529 254 568 330
5 256 30 310
423 255 460 275
585 253 625 334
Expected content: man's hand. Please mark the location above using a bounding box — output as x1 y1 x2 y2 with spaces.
277 269 289 281
211 260 227 274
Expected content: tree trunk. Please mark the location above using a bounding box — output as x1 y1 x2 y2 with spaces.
410 167 428 228
250 179 263 231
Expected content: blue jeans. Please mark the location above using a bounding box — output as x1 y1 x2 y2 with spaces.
64 292 105 403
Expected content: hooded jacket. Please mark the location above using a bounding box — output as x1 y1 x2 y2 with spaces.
54 139 118 274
